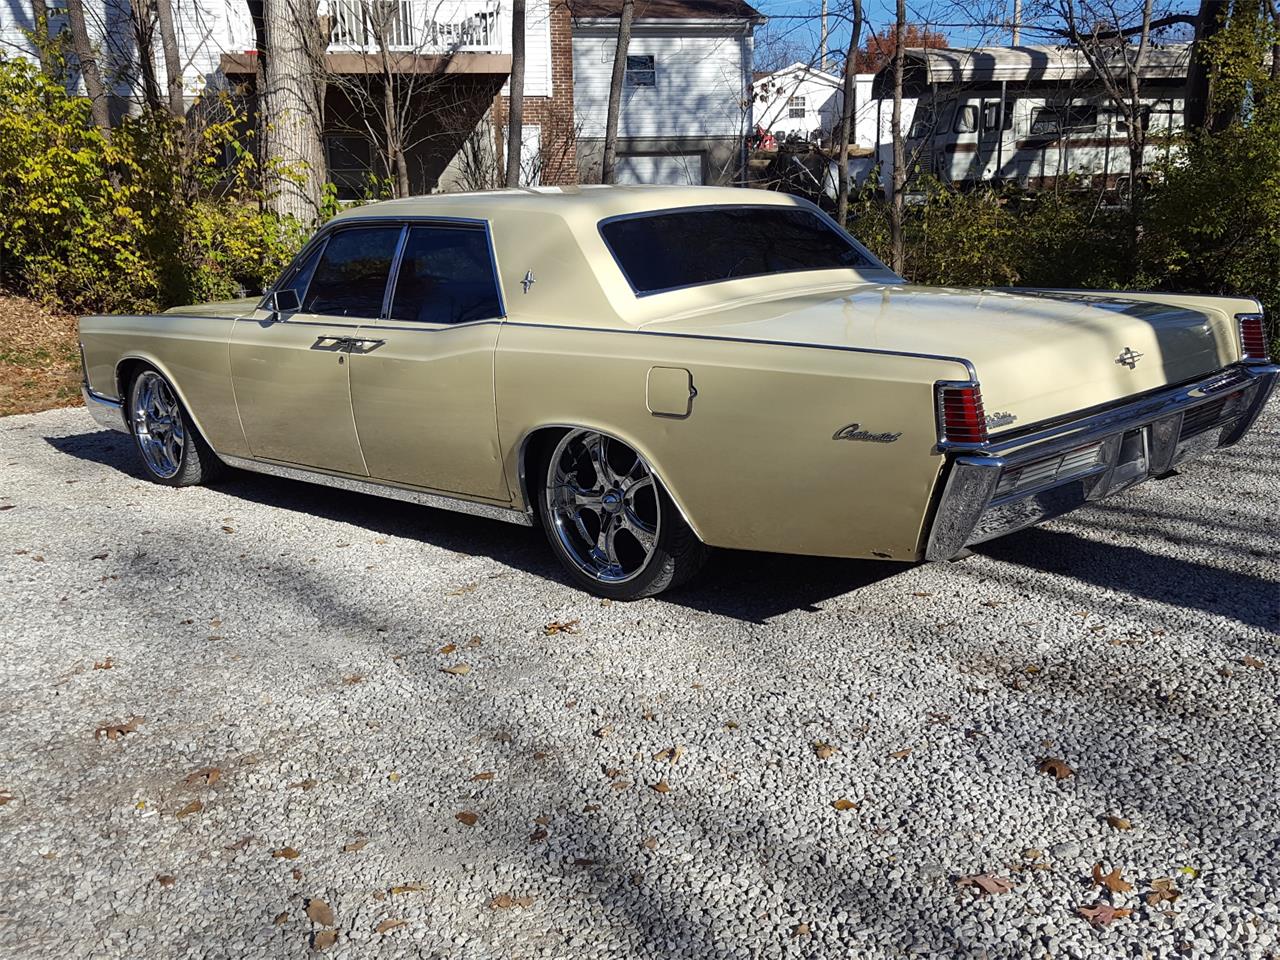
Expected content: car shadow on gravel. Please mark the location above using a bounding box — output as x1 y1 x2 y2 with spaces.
977 527 1279 633
45 429 906 622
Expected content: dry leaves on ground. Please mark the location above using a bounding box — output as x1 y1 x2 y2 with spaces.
289 778 318 791
650 779 671 794
653 746 684 764
1076 902 1131 927
184 767 221 787
93 658 113 670
389 884 426 895
543 619 581 636
888 748 913 760
440 663 471 676
0 790 13 806
456 811 479 826
469 771 495 782
831 798 859 812
1242 655 1265 669
489 894 534 909
957 873 1014 896
311 929 337 951
375 919 406 934
94 716 144 741
306 899 335 926
1037 757 1074 780
156 875 175 887
174 800 203 819
342 838 368 853
1105 815 1132 830
1092 863 1134 894
790 922 811 938
1146 877 1181 907
812 741 838 760
272 847 302 860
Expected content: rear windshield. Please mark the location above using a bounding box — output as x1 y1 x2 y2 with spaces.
599 206 877 295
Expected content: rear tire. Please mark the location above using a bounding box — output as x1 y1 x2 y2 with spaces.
127 368 224 487
536 429 709 600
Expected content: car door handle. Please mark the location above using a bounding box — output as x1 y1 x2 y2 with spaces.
312 335 353 350
346 337 386 352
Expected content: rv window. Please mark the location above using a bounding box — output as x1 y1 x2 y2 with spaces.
981 100 1013 133
908 107 935 139
936 102 957 133
955 105 978 134
1032 105 1098 135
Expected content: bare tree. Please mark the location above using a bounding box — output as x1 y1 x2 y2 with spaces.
890 0 906 272
261 0 328 222
601 0 635 183
835 0 864 228
505 0 526 187
28 0 56 77
66 0 112 136
155 0 185 117
128 0 165 113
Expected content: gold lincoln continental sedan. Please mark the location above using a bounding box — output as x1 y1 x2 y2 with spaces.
79 186 1276 598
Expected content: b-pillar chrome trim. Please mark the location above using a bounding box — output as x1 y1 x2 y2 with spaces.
218 455 534 527
925 362 1279 561
82 384 130 433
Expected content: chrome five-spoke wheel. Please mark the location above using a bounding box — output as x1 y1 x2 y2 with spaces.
539 429 709 599
131 370 186 479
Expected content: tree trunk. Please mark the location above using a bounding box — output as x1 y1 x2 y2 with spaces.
1185 0 1227 132
601 0 634 184
129 0 164 113
66 0 112 136
29 0 55 77
889 0 906 273
261 0 327 223
505 0 526 187
155 0 185 117
835 0 864 229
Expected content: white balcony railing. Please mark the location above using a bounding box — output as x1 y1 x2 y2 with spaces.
328 0 504 53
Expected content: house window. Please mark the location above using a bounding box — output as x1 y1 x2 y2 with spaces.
625 55 656 88
325 135 372 201
787 96 806 119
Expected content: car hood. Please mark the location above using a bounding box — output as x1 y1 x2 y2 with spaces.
163 297 261 318
643 283 1242 431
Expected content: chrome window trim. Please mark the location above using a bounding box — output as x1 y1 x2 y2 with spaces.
380 220 507 326
595 202 895 298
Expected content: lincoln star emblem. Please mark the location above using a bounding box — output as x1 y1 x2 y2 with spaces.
521 270 536 293
833 423 902 443
1115 347 1144 369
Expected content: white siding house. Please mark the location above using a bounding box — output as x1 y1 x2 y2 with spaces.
571 0 762 185
753 61 841 140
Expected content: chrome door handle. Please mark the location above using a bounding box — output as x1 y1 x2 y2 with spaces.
313 335 353 349
346 337 386 351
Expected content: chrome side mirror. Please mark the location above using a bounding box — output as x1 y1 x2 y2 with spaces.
270 288 300 313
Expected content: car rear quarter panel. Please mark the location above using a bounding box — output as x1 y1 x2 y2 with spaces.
79 314 246 457
495 323 969 561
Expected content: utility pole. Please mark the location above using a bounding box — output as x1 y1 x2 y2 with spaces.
1012 0 1022 45
820 0 828 71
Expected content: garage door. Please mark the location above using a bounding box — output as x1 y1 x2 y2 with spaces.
615 153 705 185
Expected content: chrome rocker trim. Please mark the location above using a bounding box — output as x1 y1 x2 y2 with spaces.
925 362 1279 560
82 384 130 433
219 455 534 527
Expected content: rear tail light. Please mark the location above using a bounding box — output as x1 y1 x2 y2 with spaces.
936 381 988 446
1238 313 1270 362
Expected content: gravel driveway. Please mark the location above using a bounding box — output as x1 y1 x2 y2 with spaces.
2 403 1277 960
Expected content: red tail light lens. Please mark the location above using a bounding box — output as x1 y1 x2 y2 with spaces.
1238 313 1270 362
937 382 988 445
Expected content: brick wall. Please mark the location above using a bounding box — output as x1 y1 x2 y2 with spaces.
494 0 578 185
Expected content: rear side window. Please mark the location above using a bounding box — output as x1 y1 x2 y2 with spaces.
600 206 875 296
388 225 502 324
301 226 401 318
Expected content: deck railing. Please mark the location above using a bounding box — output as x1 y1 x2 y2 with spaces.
328 0 503 52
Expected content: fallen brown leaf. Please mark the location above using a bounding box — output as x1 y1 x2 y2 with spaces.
224 834 253 851
94 715 144 741
438 643 457 654
643 836 658 850
272 847 301 860
1242 655 1265 669
156 875 175 888
375 918 406 934
1092 863 1134 894
342 674 363 685
455 811 479 826
1076 902 1131 927
93 658 113 670
653 746 684 764
387 771 401 784
593 724 614 739
1105 815 1132 831
221 525 235 534
790 922 812 938
957 873 1014 896
306 898 335 927
489 894 534 909
273 912 289 925
813 741 838 760
602 766 622 779
289 778 317 791
831 798 859 812
175 800 203 819
291 867 303 881
342 838 368 853
529 828 548 843
311 929 337 951
650 779 670 794
888 748 913 760
543 619 580 636
440 663 471 676
1037 757 1074 780
1146 877 1181 908
0 791 13 806
469 771 495 782
184 767 221 787
389 884 425 894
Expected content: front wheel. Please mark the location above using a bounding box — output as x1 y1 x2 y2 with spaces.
127 368 223 487
538 429 709 600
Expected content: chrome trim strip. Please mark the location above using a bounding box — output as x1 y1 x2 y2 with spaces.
502 322 978 380
219 455 533 527
82 384 130 433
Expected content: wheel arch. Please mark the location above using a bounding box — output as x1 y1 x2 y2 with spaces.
115 354 219 450
514 423 707 543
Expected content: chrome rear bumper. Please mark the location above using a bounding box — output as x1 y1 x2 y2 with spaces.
925 362 1279 560
82 384 130 434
